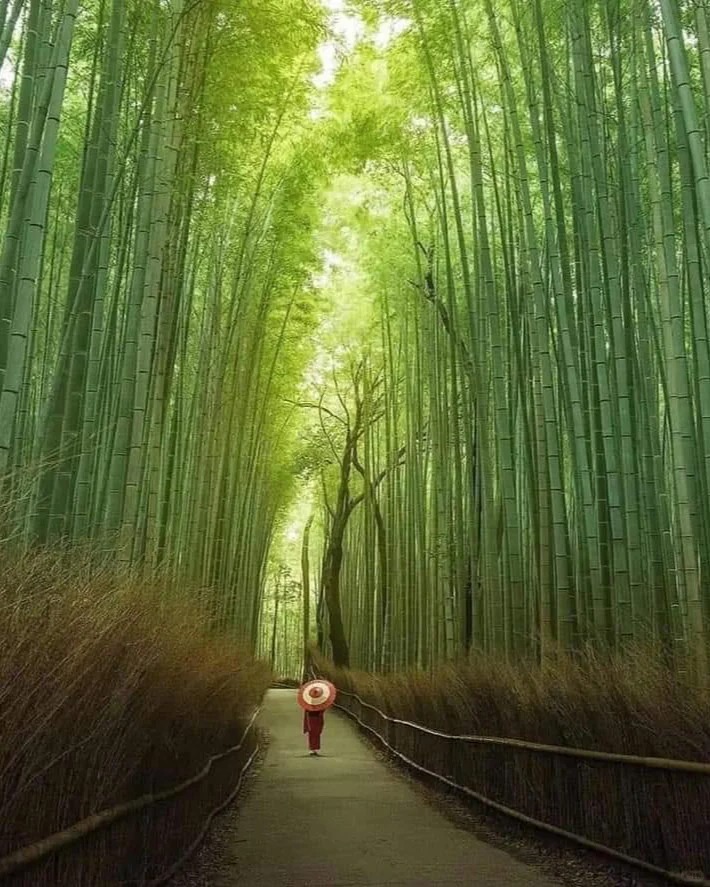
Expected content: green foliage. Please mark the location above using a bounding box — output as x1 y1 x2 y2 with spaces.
3 0 710 680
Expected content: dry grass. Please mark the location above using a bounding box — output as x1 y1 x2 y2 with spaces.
315 647 710 877
316 646 710 759
0 549 271 886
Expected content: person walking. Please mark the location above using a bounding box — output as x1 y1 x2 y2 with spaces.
303 707 325 755
297 679 336 756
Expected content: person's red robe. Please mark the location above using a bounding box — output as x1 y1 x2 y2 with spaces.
303 709 324 751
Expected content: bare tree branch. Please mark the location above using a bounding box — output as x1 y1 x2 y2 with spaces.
332 367 351 428
348 445 406 516
373 445 407 488
317 392 342 464
282 398 346 425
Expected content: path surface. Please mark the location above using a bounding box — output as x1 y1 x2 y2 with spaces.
221 689 559 886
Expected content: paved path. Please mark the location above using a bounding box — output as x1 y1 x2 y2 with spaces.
221 689 558 886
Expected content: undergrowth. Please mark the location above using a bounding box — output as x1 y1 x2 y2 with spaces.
314 646 710 759
0 549 271 885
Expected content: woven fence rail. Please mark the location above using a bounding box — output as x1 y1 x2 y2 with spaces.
334 689 710 887
0 709 260 886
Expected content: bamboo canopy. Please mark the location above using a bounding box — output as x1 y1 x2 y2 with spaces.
0 0 709 677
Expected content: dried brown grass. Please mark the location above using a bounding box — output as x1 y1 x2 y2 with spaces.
0 549 271 885
314 647 710 876
316 646 710 759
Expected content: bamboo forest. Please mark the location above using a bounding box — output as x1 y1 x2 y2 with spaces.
3 0 710 672
2 0 710 884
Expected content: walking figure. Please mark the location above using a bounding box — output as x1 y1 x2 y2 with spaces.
303 707 324 755
297 679 336 756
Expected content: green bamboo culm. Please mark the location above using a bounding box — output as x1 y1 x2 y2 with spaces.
304 0 710 679
1 0 710 679
0 0 326 653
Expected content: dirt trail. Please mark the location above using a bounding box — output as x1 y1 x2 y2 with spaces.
219 689 559 886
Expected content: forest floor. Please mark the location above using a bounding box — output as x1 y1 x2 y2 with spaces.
173 688 561 885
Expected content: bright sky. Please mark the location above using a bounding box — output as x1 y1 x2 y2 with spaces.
312 0 410 91
312 0 365 91
0 55 13 90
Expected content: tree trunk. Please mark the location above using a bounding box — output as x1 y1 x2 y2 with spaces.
322 524 350 668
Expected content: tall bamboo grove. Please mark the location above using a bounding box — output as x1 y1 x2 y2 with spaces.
313 0 710 678
0 0 324 645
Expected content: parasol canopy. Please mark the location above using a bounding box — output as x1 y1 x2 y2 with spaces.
298 679 337 712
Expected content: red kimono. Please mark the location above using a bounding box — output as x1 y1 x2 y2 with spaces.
303 709 324 751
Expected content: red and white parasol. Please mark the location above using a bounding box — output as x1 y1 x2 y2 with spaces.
298 679 337 712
